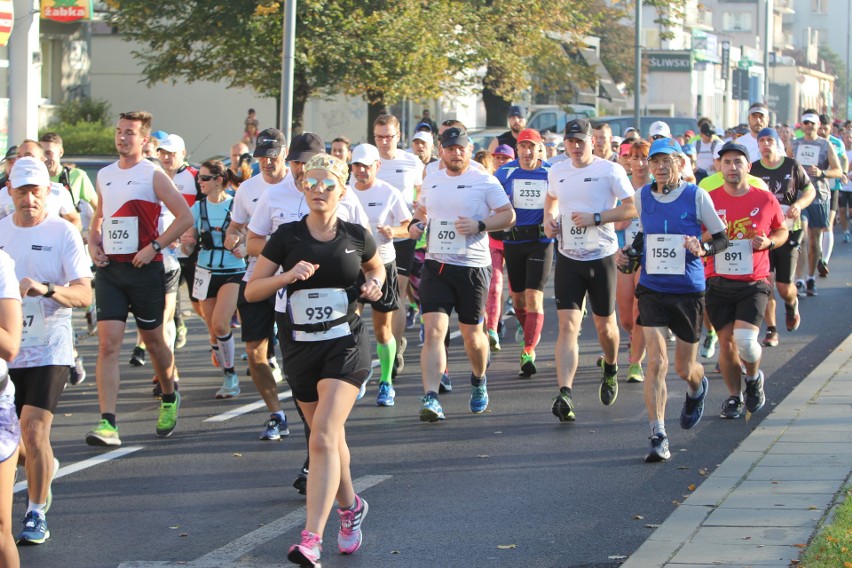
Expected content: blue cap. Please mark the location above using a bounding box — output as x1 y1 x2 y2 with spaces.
681 142 696 156
415 122 432 132
757 127 781 143
648 137 683 158
151 130 168 142
508 105 526 118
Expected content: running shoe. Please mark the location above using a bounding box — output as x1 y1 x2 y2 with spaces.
439 372 452 393
469 381 489 414
174 321 188 349
720 396 745 419
599 366 618 406
817 258 829 277
270 359 284 384
699 333 717 358
551 388 575 422
85 419 121 446
762 329 779 347
806 278 817 296
69 356 86 386
215 372 240 399
645 434 671 463
744 370 766 413
376 382 396 407
406 305 418 329
419 394 445 422
156 392 181 437
287 530 322 567
17 511 49 545
785 304 801 332
392 337 406 378
337 494 369 554
44 457 59 514
845 232 851 243
627 362 644 383
230 313 241 328
357 369 372 401
293 467 308 495
795 280 806 297
518 350 536 378
259 414 290 441
667 329 676 342
85 306 97 335
129 345 146 367
680 376 708 430
487 329 501 352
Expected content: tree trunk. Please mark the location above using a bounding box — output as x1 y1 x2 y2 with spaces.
366 90 390 145
482 66 511 128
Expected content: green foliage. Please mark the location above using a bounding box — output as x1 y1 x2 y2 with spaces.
818 44 848 120
798 487 852 567
55 97 112 125
41 121 116 155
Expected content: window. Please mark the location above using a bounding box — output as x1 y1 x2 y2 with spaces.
811 0 828 14
722 11 753 33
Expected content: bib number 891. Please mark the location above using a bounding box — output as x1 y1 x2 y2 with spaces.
305 306 334 321
724 251 742 262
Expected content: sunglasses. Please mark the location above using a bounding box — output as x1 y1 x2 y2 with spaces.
305 177 337 191
651 135 666 141
198 174 219 181
802 121 816 125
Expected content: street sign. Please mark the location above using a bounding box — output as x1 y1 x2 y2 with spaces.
41 0 92 23
646 50 692 72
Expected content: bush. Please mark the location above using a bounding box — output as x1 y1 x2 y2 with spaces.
55 97 112 125
40 121 116 155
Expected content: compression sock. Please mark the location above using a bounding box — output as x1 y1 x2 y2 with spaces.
376 338 397 384
217 333 235 371
515 307 527 329
523 312 544 352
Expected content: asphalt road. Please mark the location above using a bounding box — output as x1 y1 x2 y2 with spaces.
17 239 852 568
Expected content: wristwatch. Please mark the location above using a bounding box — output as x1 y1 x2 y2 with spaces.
478 220 487 233
594 213 602 226
43 282 55 298
151 240 163 253
768 240 776 250
701 242 713 256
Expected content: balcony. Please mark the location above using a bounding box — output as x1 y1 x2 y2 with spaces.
774 30 795 50
774 0 795 15
685 10 714 31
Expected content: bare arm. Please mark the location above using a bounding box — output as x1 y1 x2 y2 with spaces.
572 196 637 227
543 193 560 238
88 181 108 265
19 277 92 309
246 229 268 258
0 298 21 362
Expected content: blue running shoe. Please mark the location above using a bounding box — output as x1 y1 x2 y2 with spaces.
680 376 708 430
439 372 452 393
419 394 445 422
259 414 289 440
17 511 49 545
469 379 489 414
376 382 395 406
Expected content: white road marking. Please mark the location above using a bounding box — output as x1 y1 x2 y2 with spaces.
14 446 144 494
117 474 392 568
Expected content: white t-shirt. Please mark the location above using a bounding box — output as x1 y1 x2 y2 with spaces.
376 150 424 209
421 166 511 267
349 179 412 264
738 133 760 163
695 138 718 173
0 250 20 402
424 158 486 178
842 149 852 193
233 173 281 281
0 183 76 220
547 154 569 166
0 214 93 367
547 156 634 261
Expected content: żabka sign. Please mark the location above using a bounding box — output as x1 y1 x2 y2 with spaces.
0 1 13 47
41 0 92 23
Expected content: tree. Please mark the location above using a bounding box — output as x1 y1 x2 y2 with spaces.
818 44 848 120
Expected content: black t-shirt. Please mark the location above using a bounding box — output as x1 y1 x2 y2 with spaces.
750 157 811 206
497 131 518 154
262 216 377 316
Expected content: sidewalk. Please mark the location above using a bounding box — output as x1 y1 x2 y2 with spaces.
623 331 852 567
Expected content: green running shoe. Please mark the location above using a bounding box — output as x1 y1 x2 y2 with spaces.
156 392 181 437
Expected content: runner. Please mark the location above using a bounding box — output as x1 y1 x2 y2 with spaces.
86 110 192 445
544 119 636 422
408 127 515 421
348 144 412 406
245 154 385 568
494 128 553 377
749 128 814 347
492 145 515 169
816 113 847 277
705 142 787 420
180 160 246 399
614 138 726 461
0 249 21 566
737 102 769 162
592 123 617 162
0 157 93 543
487 105 527 154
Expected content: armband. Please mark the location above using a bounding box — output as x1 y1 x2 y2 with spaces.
407 218 422 231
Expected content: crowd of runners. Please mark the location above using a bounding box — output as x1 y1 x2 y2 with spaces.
0 99 847 567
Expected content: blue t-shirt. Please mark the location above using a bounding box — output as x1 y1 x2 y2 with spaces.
191 196 247 273
494 159 553 244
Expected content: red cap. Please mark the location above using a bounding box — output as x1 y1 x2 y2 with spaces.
516 128 542 145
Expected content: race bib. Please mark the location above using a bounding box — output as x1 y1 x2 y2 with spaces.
428 219 466 255
645 234 685 275
715 239 753 275
560 214 598 250
288 288 351 342
513 179 547 210
103 217 139 255
795 145 818 167
21 297 46 348
625 218 641 244
193 266 212 299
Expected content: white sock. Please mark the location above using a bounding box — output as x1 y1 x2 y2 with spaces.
688 379 705 398
650 420 666 437
822 230 834 263
27 501 46 515
217 333 235 370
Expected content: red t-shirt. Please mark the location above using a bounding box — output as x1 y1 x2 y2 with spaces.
704 185 784 281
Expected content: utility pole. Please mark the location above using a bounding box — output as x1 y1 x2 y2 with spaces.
634 0 642 129
279 0 296 143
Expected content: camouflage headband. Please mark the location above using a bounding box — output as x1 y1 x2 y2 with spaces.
304 153 348 184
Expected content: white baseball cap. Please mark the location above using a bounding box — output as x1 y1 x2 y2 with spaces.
158 134 186 154
350 143 380 166
9 157 50 188
412 131 433 144
649 121 672 139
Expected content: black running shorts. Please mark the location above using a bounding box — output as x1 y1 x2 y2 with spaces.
419 260 491 325
553 253 617 317
504 240 554 293
768 229 801 285
237 280 276 343
635 284 704 344
705 277 771 330
10 365 69 415
95 261 165 330
357 261 400 313
393 239 417 277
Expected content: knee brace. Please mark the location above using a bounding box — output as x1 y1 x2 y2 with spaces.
733 328 762 363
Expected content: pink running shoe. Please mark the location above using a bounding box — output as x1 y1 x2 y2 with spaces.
337 494 369 554
287 530 322 567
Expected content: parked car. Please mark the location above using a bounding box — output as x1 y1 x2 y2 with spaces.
527 105 597 136
593 116 698 138
466 128 505 154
